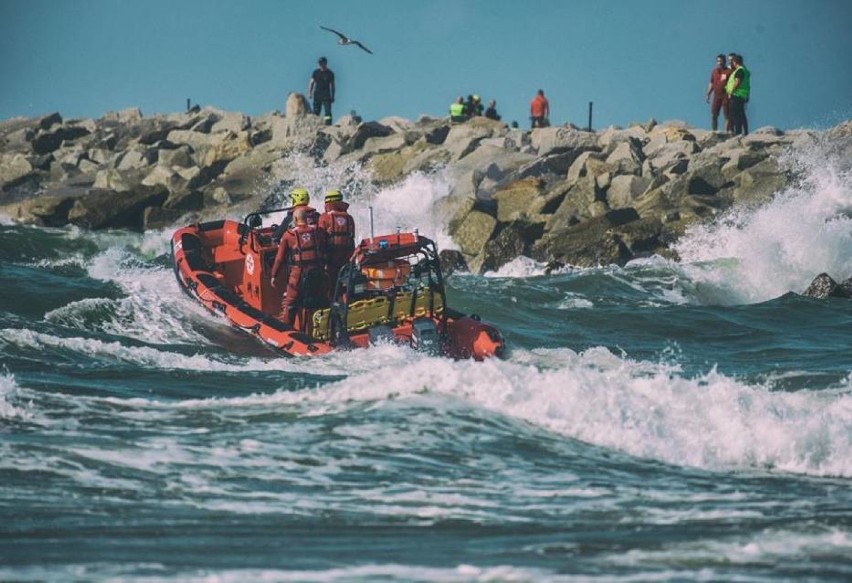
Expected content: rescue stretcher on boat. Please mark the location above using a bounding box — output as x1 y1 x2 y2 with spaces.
170 211 504 359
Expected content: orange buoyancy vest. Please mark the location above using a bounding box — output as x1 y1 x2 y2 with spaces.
321 209 355 254
288 224 324 266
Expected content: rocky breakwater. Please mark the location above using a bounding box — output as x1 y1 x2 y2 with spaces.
2 98 849 273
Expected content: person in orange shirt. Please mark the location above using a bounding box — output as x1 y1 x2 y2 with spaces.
530 89 550 128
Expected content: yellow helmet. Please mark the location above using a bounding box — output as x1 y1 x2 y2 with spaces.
290 187 310 206
324 189 343 203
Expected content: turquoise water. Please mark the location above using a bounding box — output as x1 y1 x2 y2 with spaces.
1 144 851 581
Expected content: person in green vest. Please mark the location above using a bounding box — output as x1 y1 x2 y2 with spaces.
449 96 468 123
725 53 751 136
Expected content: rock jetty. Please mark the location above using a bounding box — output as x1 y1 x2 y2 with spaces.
2 95 849 272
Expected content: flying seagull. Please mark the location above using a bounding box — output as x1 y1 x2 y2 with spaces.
320 25 373 54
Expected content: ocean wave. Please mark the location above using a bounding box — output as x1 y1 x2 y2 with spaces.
674 150 852 304
0 370 33 421
68 346 852 479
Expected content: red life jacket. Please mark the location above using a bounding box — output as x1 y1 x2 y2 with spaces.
288 224 322 266
324 210 355 253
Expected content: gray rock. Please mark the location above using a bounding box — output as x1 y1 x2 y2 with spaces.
452 207 497 259
67 185 168 231
530 127 599 157
605 139 645 176
0 153 34 189
802 273 852 299
439 249 469 276
31 125 92 155
607 175 650 209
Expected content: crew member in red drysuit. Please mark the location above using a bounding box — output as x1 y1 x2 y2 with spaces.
270 207 327 324
317 189 356 296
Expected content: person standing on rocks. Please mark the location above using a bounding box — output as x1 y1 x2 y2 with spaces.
726 53 751 136
308 56 335 125
705 54 731 131
484 99 501 121
530 89 549 128
449 96 467 123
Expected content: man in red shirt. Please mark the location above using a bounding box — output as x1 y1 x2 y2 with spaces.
530 89 550 129
271 207 328 324
705 54 731 131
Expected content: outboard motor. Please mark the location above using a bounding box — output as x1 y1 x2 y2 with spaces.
410 318 439 355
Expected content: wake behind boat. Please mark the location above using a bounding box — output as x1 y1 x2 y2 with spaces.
170 211 504 359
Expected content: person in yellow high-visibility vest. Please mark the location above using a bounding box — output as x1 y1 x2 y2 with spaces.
725 53 751 136
449 96 467 123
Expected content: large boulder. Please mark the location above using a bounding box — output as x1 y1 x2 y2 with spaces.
530 126 599 157
605 138 645 176
31 124 92 155
443 118 504 161
802 273 852 299
492 177 546 222
480 221 539 273
447 145 535 200
727 157 788 205
66 185 169 231
0 153 35 190
606 174 651 209
285 92 310 117
450 206 498 271
534 210 640 267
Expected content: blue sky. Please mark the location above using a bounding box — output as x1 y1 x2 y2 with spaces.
1 0 850 130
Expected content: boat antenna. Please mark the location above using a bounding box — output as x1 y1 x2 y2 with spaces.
369 206 375 243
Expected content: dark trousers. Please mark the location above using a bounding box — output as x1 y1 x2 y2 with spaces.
313 98 333 124
729 96 748 136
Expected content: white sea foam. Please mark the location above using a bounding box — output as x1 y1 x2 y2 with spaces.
0 328 300 373
0 370 32 420
0 563 564 583
98 345 852 479
262 151 456 250
606 526 852 576
674 149 852 304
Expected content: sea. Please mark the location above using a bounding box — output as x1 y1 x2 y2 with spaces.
1 136 851 582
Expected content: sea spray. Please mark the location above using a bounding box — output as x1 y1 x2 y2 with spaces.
674 138 852 304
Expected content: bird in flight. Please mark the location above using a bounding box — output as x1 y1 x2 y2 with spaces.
320 26 373 54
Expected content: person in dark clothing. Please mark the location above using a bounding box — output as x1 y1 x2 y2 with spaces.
484 99 501 121
465 94 483 117
308 56 335 125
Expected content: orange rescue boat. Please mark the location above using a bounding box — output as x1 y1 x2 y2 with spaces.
170 211 504 359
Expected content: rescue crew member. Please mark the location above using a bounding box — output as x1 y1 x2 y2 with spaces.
449 96 467 123
272 187 318 244
270 207 328 324
725 53 750 136
318 189 356 293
